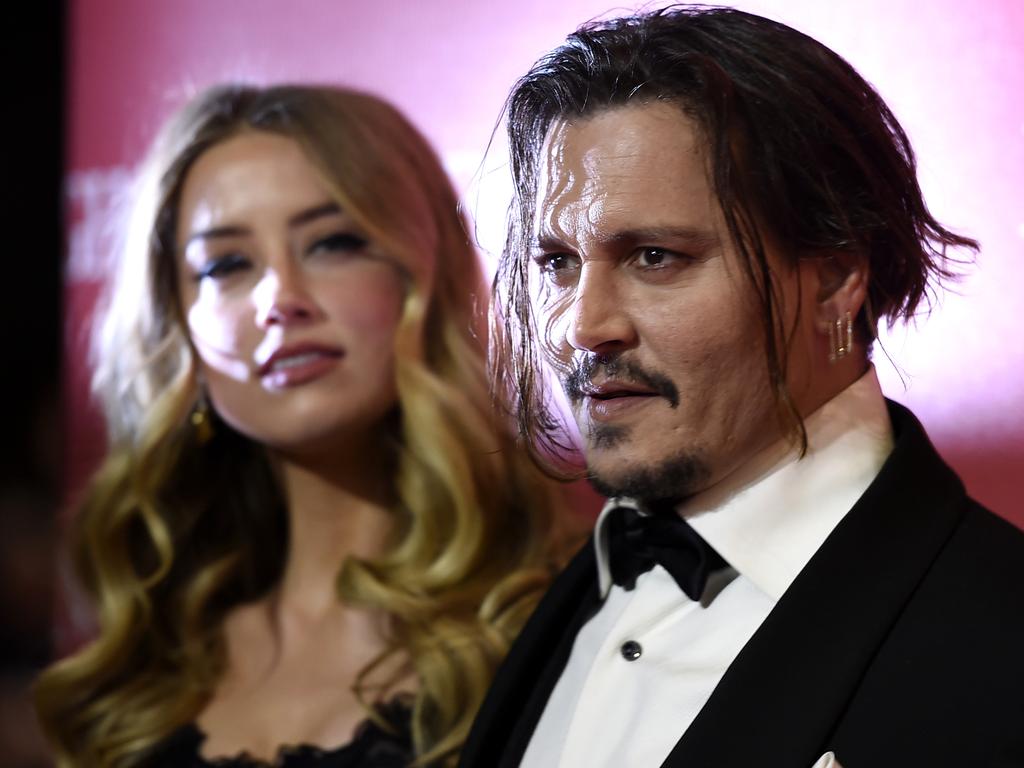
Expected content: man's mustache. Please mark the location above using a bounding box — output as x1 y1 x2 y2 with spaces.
563 354 680 408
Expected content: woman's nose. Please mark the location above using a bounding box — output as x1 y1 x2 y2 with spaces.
253 267 320 328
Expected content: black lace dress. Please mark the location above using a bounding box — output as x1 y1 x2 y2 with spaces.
148 699 414 767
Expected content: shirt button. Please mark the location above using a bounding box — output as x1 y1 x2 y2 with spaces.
620 640 642 661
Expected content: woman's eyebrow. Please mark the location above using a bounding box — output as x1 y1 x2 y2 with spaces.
181 224 249 250
181 202 343 251
288 201 341 228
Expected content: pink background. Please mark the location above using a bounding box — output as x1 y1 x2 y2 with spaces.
65 0 1024 527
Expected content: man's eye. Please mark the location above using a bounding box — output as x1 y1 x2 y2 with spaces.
536 252 580 274
635 247 677 267
196 254 251 281
308 232 368 256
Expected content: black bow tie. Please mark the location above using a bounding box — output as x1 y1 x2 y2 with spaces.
606 503 728 601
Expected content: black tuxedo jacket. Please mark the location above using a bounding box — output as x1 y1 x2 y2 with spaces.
460 402 1024 767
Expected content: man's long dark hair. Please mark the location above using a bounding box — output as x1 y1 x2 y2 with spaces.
489 4 978 470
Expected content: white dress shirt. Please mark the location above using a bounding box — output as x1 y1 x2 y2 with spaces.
520 368 894 768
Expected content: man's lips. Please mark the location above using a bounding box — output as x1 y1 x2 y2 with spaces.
580 381 659 400
579 381 661 421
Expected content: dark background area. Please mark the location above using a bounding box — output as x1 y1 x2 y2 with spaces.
0 1 64 764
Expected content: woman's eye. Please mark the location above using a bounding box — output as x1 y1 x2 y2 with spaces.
308 232 368 256
195 254 251 281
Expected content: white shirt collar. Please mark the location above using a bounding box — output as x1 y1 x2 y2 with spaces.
593 367 894 601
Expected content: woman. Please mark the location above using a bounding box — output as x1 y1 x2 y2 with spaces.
35 84 567 767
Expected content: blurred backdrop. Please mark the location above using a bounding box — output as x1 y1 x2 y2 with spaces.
14 0 1021 762
65 0 1024 533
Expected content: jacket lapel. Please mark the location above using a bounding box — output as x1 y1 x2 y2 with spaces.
459 542 601 768
663 401 968 766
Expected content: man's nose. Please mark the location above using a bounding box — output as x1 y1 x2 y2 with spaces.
254 265 320 328
566 265 635 354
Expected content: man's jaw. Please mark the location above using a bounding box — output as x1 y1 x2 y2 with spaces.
585 448 712 506
587 421 629 449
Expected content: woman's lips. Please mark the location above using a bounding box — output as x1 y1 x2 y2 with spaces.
259 348 344 388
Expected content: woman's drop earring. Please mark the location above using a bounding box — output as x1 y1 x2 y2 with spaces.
191 389 215 444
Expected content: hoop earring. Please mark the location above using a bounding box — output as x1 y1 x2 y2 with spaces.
828 310 854 363
191 389 215 444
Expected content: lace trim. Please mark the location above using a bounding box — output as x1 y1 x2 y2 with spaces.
163 697 413 767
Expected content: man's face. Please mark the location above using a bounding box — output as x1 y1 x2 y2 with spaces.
531 102 818 502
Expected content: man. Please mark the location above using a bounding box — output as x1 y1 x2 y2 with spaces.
461 7 1024 768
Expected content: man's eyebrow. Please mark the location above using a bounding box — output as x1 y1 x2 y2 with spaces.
603 226 720 249
530 226 721 254
532 232 572 254
181 202 343 251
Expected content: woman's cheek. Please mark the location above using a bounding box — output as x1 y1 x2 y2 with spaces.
332 271 406 337
187 300 255 376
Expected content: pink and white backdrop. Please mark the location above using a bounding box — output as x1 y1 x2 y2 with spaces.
65 0 1024 530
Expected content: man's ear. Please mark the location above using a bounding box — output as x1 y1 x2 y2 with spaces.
813 251 869 325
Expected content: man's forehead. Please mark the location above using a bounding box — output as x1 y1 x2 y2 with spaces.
540 103 703 163
532 103 715 243
541 111 670 177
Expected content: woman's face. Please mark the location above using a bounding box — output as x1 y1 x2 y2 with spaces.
175 131 406 455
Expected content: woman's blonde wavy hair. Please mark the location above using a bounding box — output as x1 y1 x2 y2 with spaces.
36 83 569 767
